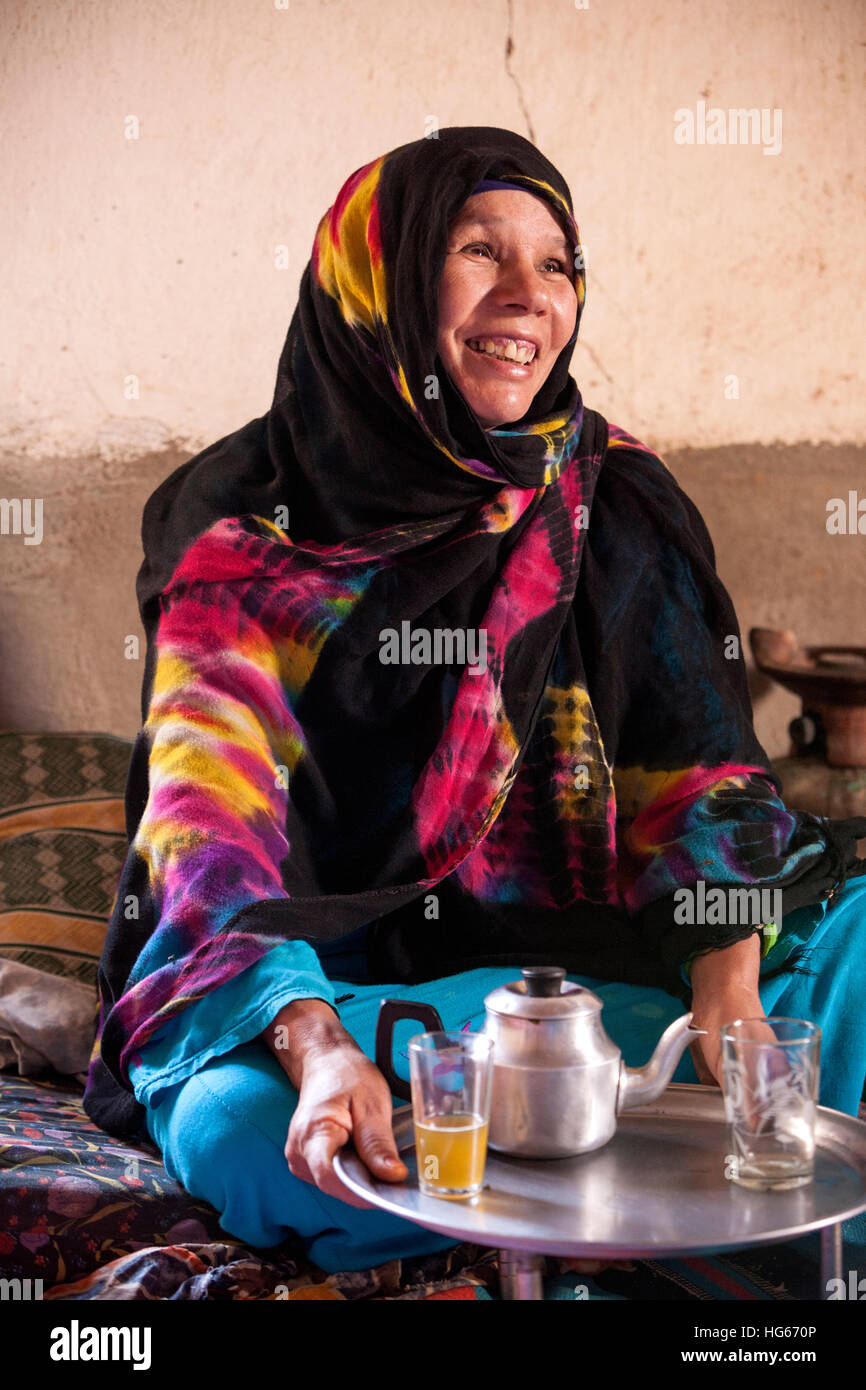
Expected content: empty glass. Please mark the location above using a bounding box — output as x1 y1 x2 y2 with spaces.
720 1017 820 1191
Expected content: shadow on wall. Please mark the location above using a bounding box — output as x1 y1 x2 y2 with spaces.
668 440 866 762
0 447 189 736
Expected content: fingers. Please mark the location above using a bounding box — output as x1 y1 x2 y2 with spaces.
285 1056 407 1210
728 1026 795 1134
307 1123 380 1210
287 1111 377 1210
351 1099 409 1185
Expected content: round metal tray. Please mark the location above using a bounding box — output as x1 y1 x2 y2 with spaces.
333 1083 866 1258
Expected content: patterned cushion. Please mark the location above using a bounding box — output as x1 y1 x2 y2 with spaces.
0 732 132 987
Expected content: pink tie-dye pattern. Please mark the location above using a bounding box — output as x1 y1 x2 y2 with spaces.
449 450 620 908
411 463 589 883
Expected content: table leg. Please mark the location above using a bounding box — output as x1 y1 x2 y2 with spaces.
499 1248 544 1300
819 1223 843 1298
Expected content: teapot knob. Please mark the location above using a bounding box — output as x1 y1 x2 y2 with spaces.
521 965 566 997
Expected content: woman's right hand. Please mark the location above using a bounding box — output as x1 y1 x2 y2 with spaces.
261 997 408 1209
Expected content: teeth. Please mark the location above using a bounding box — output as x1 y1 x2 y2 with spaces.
467 337 536 365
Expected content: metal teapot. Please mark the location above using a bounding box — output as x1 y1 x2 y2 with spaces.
376 965 706 1158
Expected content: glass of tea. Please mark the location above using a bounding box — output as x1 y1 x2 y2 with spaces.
408 1031 494 1199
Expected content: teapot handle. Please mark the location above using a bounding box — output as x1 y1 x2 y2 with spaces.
375 998 445 1102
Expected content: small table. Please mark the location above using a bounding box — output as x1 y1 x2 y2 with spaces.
334 1083 866 1300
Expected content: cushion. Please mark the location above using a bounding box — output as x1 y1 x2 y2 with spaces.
0 731 133 1078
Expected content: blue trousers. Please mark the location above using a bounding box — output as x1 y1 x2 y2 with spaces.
142 879 866 1273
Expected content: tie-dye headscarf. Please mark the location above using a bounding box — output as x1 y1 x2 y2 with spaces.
85 127 866 1139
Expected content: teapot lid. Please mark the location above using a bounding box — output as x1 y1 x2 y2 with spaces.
486 966 603 1020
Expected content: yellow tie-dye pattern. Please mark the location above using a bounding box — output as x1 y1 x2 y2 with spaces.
149 727 273 823
613 766 684 819
314 157 387 335
425 407 574 484
479 488 538 532
613 765 754 823
275 635 321 703
393 358 415 410
141 565 350 878
544 683 615 819
149 653 192 702
476 710 521 835
254 514 291 541
138 639 300 878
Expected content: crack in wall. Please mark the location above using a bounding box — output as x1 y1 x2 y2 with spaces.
578 337 643 427
500 6 630 419
504 0 536 145
578 339 616 390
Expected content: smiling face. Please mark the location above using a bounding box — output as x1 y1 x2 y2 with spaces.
436 190 579 431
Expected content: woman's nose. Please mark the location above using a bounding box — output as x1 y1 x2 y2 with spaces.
490 254 551 310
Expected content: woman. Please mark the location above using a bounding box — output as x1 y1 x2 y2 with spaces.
84 126 866 1273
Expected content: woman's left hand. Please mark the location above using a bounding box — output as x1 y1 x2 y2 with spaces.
688 985 767 1086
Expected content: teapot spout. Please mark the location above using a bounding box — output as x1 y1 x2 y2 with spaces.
616 1013 708 1112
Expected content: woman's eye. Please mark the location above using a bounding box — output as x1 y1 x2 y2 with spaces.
460 244 569 276
461 243 575 278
